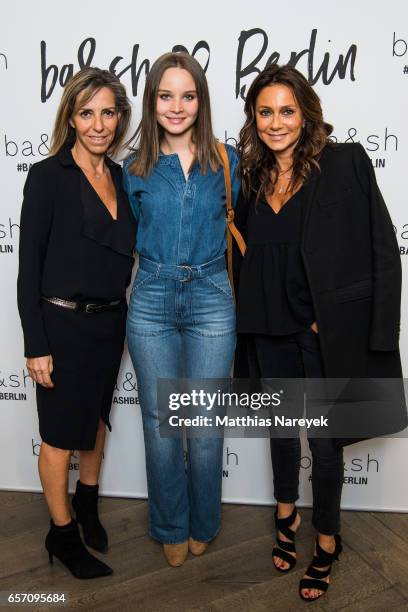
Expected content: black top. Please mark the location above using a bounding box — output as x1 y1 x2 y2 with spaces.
236 187 314 336
17 146 136 358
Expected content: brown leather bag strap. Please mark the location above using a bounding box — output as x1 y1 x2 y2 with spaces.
217 143 247 295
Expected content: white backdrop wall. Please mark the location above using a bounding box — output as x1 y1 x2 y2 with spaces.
1 0 408 511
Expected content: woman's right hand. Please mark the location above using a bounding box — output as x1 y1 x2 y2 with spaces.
27 355 54 388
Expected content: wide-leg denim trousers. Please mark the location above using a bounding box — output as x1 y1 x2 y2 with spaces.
127 255 236 544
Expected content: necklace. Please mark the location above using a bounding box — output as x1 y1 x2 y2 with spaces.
276 166 293 195
278 181 290 195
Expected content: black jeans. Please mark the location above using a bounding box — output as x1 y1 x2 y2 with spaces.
251 328 344 535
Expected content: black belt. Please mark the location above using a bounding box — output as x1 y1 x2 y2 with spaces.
42 296 122 314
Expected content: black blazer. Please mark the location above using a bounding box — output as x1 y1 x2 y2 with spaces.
233 143 407 443
17 146 136 358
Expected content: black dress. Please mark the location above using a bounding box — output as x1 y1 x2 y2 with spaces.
17 146 136 450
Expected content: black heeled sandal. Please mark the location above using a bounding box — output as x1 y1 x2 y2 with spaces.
272 506 300 572
299 534 342 601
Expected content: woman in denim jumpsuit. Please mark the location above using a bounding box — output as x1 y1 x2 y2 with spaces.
123 52 239 566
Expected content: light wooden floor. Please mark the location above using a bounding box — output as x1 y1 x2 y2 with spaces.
1 491 408 611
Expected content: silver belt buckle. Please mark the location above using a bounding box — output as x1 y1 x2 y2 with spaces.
85 300 121 313
179 265 193 282
85 303 102 314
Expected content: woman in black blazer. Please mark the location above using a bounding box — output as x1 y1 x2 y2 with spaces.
17 68 135 578
233 64 407 601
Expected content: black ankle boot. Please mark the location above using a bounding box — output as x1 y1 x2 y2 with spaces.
45 519 113 579
72 480 108 553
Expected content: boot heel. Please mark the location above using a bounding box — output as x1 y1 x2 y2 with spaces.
48 551 53 564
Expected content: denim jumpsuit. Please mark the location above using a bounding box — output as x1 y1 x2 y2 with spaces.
123 145 240 544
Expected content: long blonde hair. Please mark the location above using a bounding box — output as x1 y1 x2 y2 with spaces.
126 52 221 177
49 67 131 157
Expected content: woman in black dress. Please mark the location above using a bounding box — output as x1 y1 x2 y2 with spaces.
17 68 135 578
234 65 406 600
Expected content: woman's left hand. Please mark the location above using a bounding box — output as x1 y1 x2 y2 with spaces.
26 354 54 388
310 321 318 334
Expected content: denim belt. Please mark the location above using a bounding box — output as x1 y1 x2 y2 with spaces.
138 255 226 282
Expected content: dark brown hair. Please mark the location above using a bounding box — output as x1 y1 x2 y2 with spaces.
238 64 333 200
49 67 131 157
126 52 222 176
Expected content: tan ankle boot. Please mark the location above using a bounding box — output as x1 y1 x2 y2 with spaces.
189 537 209 556
163 541 188 567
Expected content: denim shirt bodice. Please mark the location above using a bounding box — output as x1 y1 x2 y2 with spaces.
123 144 240 266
